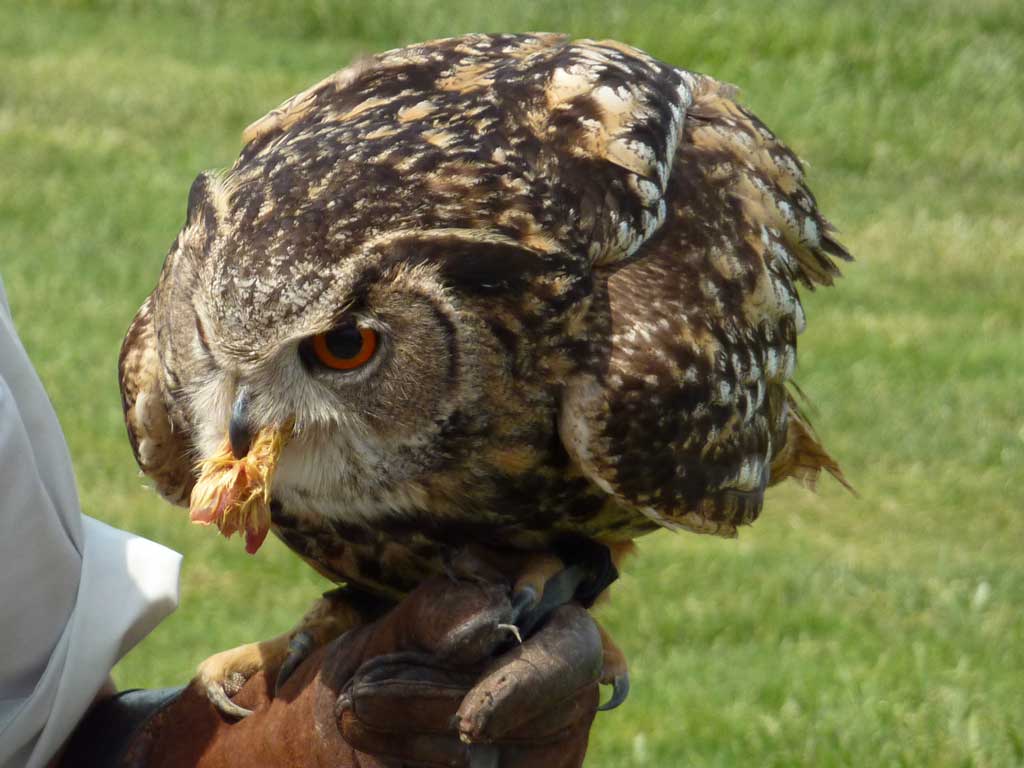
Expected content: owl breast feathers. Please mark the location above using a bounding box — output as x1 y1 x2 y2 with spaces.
120 33 850 592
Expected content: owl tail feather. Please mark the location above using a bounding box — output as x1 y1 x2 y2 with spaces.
770 396 855 496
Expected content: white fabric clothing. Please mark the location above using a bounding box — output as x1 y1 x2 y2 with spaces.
0 276 181 768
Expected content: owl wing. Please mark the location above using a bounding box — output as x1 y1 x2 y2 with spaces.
119 293 195 506
560 75 851 537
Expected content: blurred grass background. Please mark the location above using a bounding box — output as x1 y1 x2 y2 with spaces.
2 1 1022 765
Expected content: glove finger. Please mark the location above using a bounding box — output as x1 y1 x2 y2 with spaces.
345 652 476 734
339 654 482 767
340 707 471 768
455 604 603 744
372 576 516 665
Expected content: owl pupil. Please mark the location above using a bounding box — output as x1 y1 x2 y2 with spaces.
325 325 364 359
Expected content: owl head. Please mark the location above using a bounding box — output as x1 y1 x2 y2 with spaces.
121 34 691 527
160 171 588 523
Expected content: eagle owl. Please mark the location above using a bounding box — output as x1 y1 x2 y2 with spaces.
120 34 849 716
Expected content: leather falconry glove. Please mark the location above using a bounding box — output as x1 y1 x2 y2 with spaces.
63 575 602 768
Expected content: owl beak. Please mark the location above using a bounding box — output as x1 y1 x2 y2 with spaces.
229 387 253 459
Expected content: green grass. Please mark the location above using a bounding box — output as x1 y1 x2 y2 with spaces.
2 1 1023 765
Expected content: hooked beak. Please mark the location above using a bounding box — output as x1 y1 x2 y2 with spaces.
229 387 253 459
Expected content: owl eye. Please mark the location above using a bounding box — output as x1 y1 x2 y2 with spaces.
308 323 378 371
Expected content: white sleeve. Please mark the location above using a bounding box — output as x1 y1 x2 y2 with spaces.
0 276 182 768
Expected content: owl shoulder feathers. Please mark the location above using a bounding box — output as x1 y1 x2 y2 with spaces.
561 71 852 537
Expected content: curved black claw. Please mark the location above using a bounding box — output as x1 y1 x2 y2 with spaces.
509 584 538 621
515 564 589 638
275 631 315 695
597 672 630 712
552 536 619 608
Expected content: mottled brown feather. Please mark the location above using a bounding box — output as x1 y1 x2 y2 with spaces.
561 75 852 537
121 34 852 599
118 295 195 506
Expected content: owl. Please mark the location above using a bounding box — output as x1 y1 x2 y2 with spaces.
119 34 850 718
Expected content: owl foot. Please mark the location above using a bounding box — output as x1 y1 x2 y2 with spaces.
510 551 567 613
516 587 630 710
595 622 630 711
274 589 367 694
275 630 317 693
511 563 589 636
506 544 631 710
600 670 631 711
509 539 619 637
197 591 365 718
448 541 628 711
196 634 291 718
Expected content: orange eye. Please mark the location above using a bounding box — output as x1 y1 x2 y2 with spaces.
309 324 378 370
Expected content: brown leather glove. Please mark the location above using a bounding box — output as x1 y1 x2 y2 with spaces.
107 576 602 767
